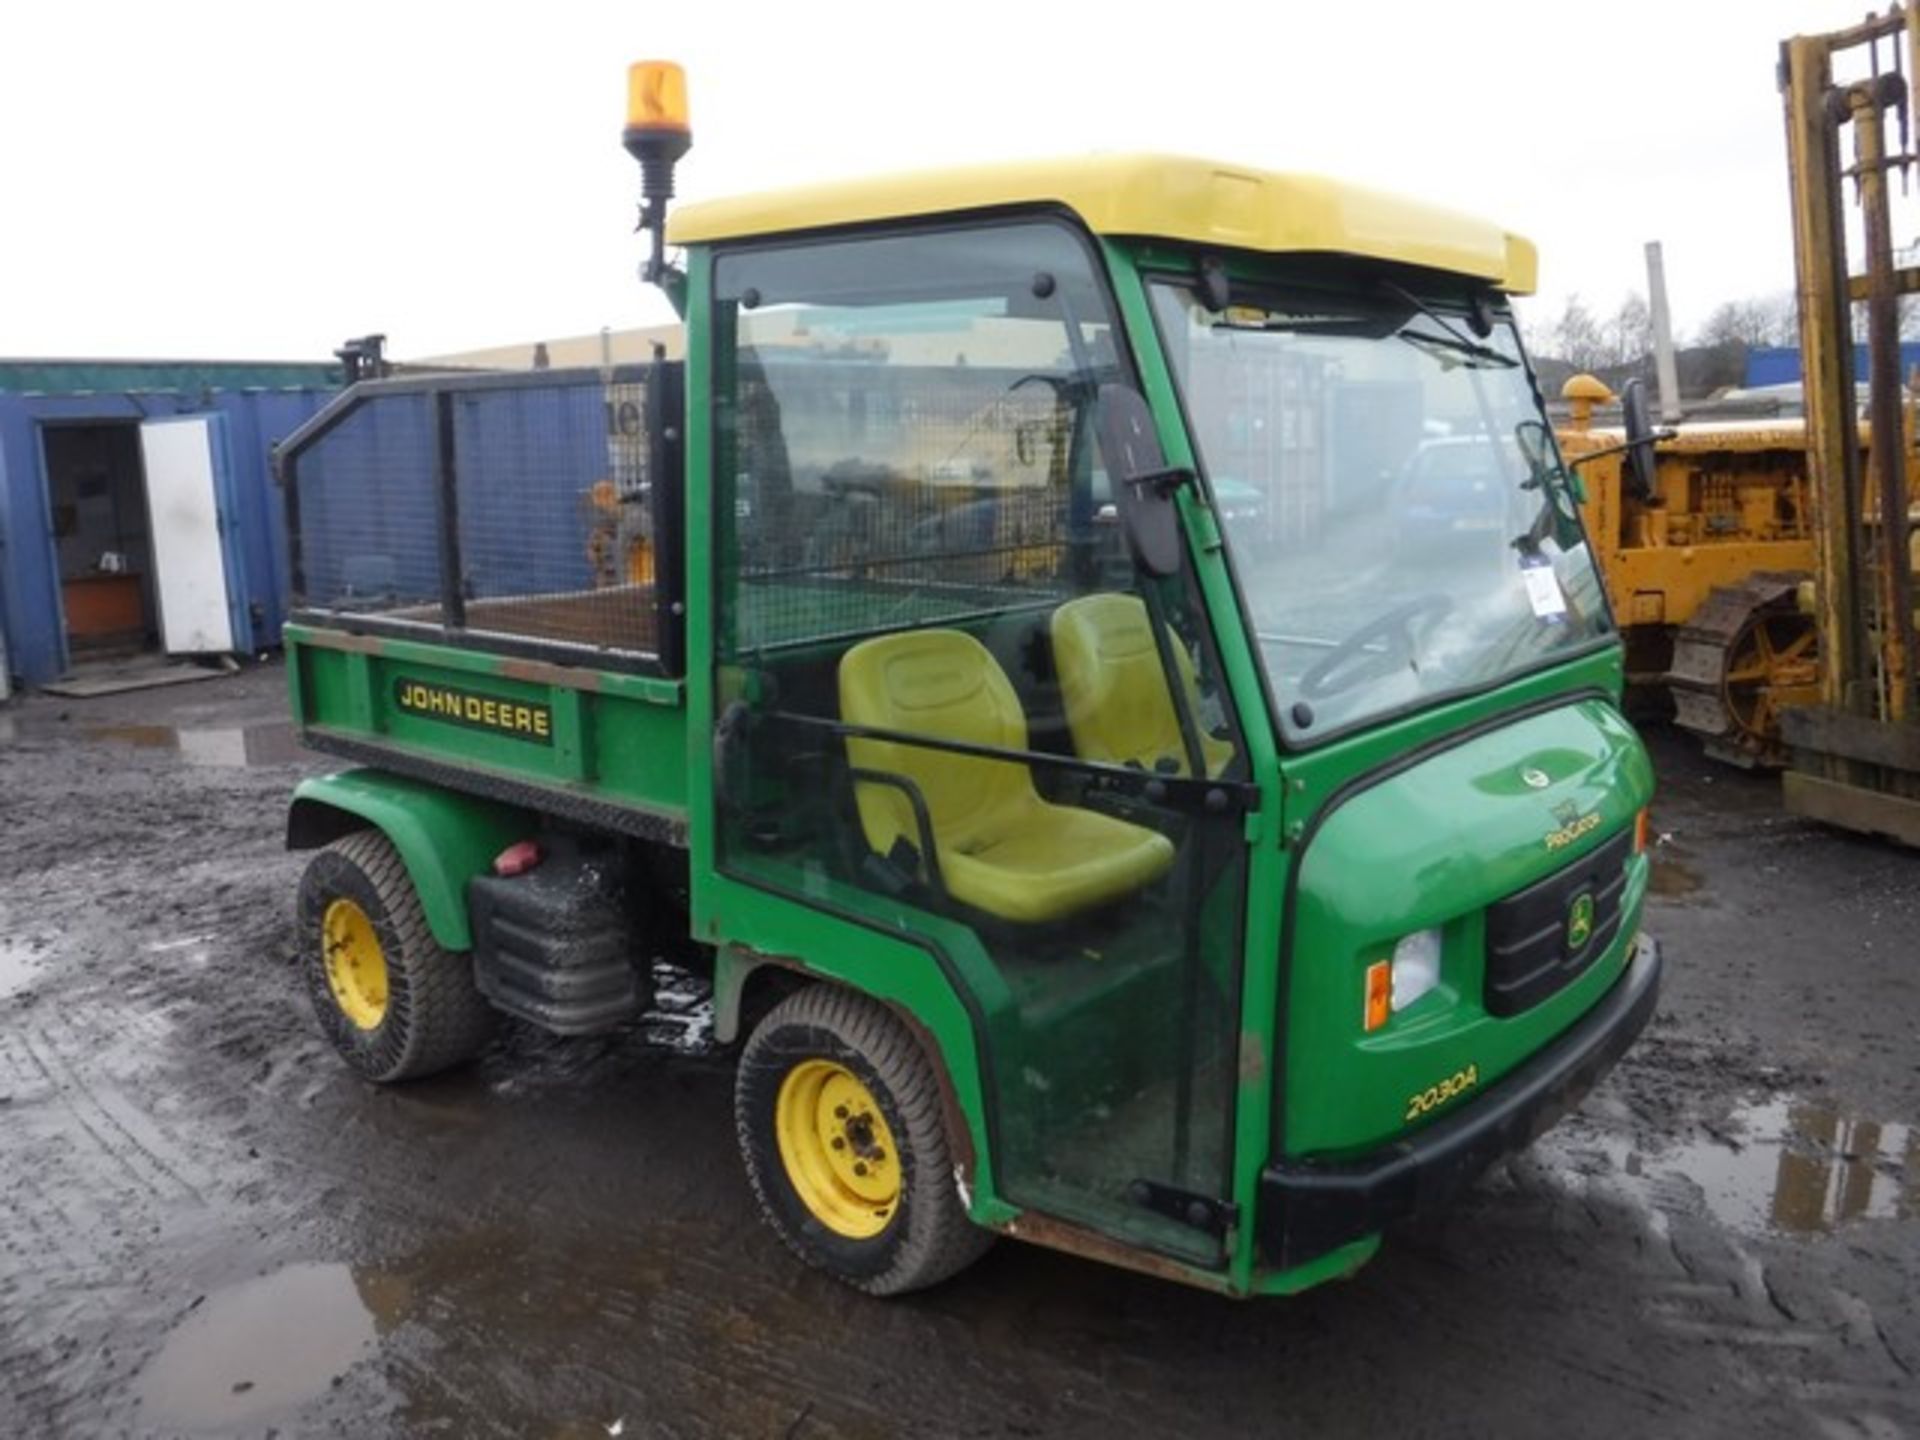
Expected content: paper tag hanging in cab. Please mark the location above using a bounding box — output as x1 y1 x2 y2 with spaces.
1520 553 1567 623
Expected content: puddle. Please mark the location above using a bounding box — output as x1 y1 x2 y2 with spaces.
144 933 214 969
1548 1094 1917 1236
0 933 46 1000
0 900 50 1000
0 718 310 768
145 934 213 954
1647 849 1705 899
136 1263 376 1430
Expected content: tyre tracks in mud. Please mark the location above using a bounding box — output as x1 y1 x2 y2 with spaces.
1496 1118 1920 1440
14 1011 211 1206
0 1017 210 1431
0 730 316 1432
2 681 1918 1438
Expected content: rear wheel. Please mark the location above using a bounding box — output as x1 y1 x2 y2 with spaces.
297 830 494 1082
1668 575 1817 766
1720 606 1819 757
735 984 991 1295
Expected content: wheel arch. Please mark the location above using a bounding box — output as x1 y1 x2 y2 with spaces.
713 948 808 1047
715 947 980 1188
288 769 531 951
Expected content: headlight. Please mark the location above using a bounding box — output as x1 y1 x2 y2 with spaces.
1362 928 1444 1031
1390 928 1443 1012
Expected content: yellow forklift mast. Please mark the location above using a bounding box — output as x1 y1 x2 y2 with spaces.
1777 5 1920 843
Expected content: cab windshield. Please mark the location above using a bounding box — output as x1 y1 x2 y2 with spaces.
1149 278 1612 742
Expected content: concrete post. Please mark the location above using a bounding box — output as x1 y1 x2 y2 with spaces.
1645 240 1684 424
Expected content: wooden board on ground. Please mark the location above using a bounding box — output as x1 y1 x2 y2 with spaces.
40 659 229 699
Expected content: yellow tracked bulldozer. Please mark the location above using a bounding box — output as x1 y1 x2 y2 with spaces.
1557 398 1830 767
1552 7 1920 817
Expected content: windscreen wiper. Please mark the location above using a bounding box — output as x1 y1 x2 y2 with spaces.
1395 326 1517 370
1379 279 1516 369
1207 314 1391 339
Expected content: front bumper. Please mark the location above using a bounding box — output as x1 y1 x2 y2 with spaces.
1257 931 1662 1270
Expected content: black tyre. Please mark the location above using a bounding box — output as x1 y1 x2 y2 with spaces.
296 830 494 1083
736 984 992 1295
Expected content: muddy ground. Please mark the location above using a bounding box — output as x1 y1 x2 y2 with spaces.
0 663 1915 1439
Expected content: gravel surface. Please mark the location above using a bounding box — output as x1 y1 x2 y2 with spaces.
0 663 1914 1438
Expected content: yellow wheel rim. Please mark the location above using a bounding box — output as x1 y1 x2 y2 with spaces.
774 1060 901 1239
322 898 389 1031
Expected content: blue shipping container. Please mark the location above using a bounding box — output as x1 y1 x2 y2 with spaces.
0 385 335 687
1745 342 1920 388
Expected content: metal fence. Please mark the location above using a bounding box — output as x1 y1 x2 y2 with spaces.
277 363 684 675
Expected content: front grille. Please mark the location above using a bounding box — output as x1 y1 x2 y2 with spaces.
1483 827 1633 1017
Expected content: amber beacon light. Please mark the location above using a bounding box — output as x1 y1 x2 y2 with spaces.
625 60 692 287
626 60 690 137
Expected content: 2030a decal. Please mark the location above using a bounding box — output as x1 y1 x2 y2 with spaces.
1405 1063 1479 1122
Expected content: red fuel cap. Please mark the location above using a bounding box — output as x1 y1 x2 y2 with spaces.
492 839 543 877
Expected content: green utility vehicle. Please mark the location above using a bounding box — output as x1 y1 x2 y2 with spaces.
277 63 1661 1297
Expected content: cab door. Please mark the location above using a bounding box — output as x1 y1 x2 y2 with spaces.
701 218 1255 1266
140 414 249 655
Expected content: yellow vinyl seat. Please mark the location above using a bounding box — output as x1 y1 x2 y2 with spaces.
1051 593 1235 778
839 628 1175 924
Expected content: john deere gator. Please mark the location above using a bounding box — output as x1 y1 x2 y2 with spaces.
274 62 1662 1296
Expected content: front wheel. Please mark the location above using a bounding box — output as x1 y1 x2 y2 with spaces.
296 830 494 1082
735 985 991 1295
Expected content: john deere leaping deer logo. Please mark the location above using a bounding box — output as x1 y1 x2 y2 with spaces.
1566 892 1597 952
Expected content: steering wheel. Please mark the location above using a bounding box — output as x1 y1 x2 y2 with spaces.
1298 594 1454 701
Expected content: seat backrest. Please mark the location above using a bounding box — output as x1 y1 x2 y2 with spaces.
838 629 1038 859
1052 593 1226 776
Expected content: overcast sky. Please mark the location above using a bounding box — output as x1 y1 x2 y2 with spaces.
0 0 1901 361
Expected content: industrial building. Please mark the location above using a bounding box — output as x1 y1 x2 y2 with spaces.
415 322 681 372
0 359 340 691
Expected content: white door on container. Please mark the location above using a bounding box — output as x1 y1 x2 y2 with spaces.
140 415 237 655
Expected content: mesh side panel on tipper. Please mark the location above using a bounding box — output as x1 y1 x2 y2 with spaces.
450 375 658 654
293 391 443 613
282 366 675 668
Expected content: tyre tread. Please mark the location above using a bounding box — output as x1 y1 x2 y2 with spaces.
736 984 990 1296
303 830 493 1082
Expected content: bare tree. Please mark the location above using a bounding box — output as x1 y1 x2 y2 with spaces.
1518 310 1555 361
1697 293 1797 349
1548 294 1609 372
1699 299 1768 349
1606 292 1653 370
1762 293 1798 346
1843 294 1920 343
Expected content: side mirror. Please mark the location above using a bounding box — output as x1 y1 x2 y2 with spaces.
1620 378 1658 500
1515 418 1584 505
1096 383 1189 578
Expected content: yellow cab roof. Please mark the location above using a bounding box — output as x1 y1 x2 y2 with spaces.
667 152 1537 294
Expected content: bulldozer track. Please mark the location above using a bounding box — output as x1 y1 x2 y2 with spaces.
1667 573 1818 768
